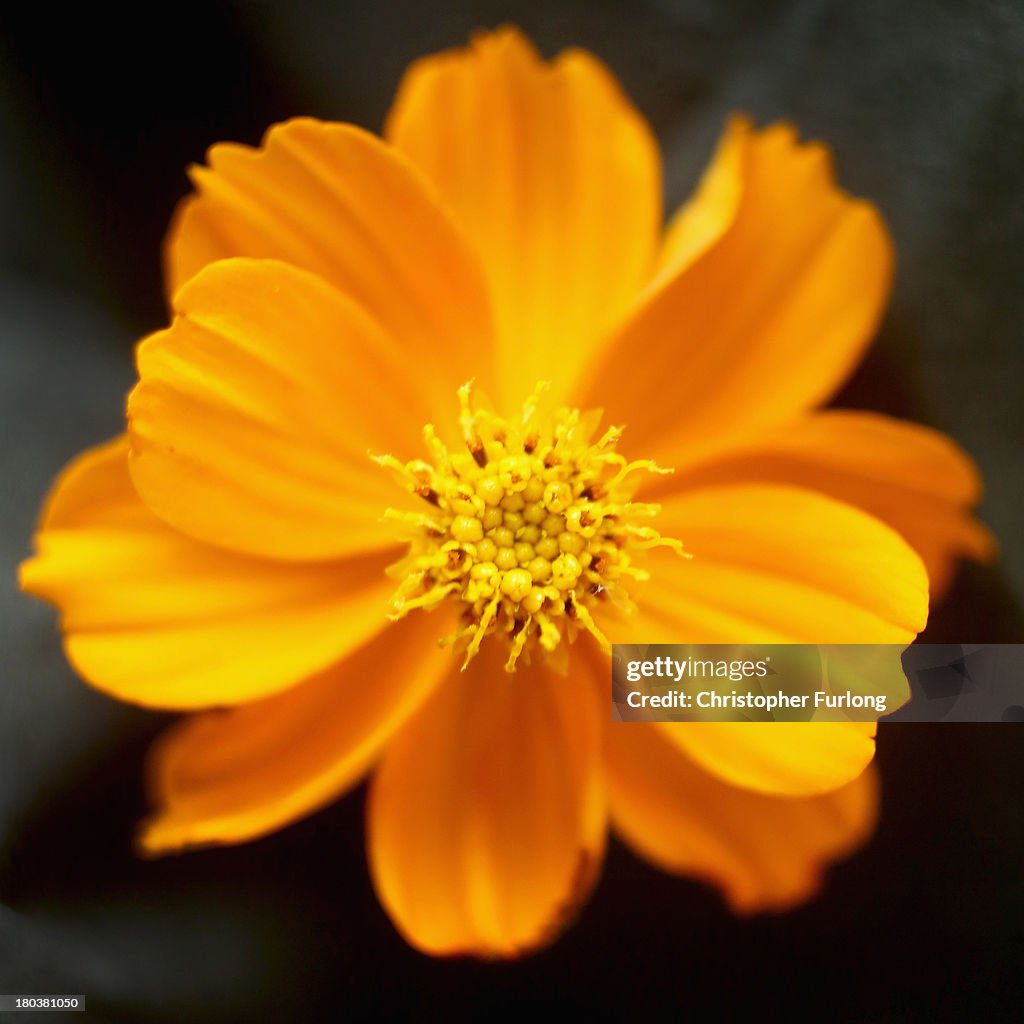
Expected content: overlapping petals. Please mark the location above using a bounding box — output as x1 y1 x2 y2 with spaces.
129 259 436 561
386 27 661 410
617 484 927 794
580 119 894 463
645 411 994 597
607 721 878 912
140 612 453 851
20 438 399 709
164 117 496 422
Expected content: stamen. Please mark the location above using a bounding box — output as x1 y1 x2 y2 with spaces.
375 382 687 672
505 616 532 670
570 599 611 654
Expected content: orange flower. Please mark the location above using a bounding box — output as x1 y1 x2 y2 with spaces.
20 28 992 957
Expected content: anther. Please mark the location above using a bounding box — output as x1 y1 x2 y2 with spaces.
416 484 441 506
469 439 487 468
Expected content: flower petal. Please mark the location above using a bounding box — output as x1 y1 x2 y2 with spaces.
20 437 398 709
164 118 495 411
653 114 751 283
657 720 877 797
649 410 995 598
618 483 928 794
578 121 893 461
367 644 605 958
633 483 929 645
607 720 878 912
139 612 453 852
385 27 661 410
129 258 432 561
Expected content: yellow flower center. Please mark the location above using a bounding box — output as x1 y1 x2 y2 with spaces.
373 383 684 671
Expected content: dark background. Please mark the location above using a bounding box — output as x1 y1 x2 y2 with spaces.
1 1 1022 1019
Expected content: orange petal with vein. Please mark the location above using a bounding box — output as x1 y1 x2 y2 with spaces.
608 719 878 911
20 437 398 709
615 483 927 794
368 645 605 958
654 410 995 597
387 26 661 410
129 258 431 561
165 118 495 416
139 612 453 852
579 121 893 461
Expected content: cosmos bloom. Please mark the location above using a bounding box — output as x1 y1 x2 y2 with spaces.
21 28 992 957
